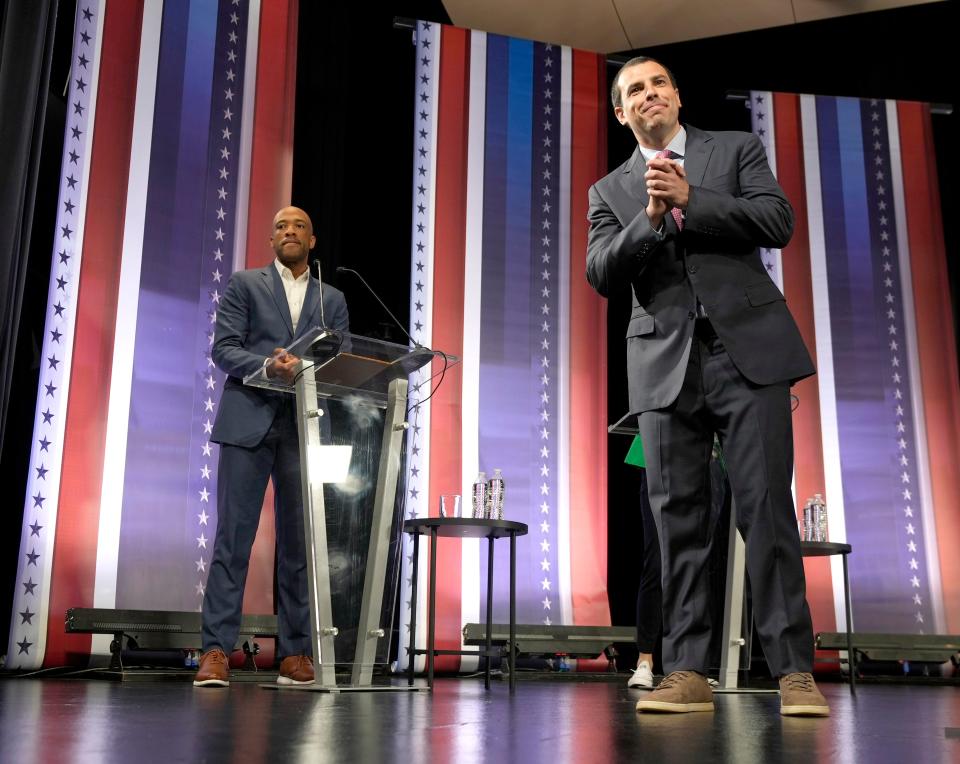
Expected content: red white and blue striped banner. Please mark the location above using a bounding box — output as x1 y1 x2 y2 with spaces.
751 92 960 636
7 0 300 669
398 21 610 673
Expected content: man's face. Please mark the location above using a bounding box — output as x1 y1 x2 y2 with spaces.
271 206 315 269
614 61 681 144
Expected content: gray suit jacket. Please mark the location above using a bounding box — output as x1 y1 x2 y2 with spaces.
210 264 350 447
586 124 815 415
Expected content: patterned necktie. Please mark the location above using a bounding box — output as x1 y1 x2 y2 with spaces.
655 149 684 231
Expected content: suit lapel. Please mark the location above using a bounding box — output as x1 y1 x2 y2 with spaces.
680 125 714 189
293 277 322 340
262 265 295 338
619 145 648 207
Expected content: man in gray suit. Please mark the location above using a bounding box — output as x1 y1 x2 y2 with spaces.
193 206 349 687
587 58 828 716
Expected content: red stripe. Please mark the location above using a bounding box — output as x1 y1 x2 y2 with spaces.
568 50 610 640
237 1 300 666
897 101 960 632
773 93 835 634
45 0 145 666
427 25 470 672
243 0 298 269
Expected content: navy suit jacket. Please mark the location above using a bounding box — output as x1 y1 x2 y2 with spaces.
210 264 350 447
586 124 815 415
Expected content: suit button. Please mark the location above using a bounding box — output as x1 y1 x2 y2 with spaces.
688 311 695 320
687 264 698 274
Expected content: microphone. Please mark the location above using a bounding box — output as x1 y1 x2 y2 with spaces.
310 255 327 328
336 266 422 348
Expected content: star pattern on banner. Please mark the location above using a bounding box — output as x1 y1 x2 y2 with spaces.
401 20 436 642
865 99 929 632
12 3 100 663
190 0 248 608
750 93 782 285
534 43 560 627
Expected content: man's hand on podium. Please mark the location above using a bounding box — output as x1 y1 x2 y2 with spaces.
266 347 300 384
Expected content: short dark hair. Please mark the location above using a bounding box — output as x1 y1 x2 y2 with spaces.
610 56 678 109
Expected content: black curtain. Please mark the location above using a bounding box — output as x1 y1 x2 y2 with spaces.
0 0 60 456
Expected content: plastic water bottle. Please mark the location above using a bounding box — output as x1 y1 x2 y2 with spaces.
488 469 505 520
472 472 488 519
814 493 828 542
802 499 813 541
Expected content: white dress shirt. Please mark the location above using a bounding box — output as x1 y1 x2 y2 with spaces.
274 258 309 331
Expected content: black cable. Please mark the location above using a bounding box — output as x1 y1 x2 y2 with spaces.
406 350 449 415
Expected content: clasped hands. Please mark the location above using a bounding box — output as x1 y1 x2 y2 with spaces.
265 347 301 383
644 157 688 229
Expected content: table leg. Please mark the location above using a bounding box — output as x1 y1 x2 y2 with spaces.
485 535 495 691
407 531 420 687
428 527 438 688
843 552 855 694
510 531 516 693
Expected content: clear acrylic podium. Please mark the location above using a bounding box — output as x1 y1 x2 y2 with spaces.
243 327 453 691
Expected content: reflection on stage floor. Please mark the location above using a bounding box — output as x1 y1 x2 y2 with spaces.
1 674 957 762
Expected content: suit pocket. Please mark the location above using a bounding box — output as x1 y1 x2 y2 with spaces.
626 314 655 338
745 281 785 307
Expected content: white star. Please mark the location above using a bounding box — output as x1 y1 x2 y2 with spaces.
213 247 225 261
540 410 549 422
905 522 915 534
205 375 216 390
227 49 236 63
199 487 210 502
541 304 550 315
913 593 922 605
220 146 230 161
212 269 222 283
916 612 924 623
224 88 234 101
541 391 549 404
202 442 212 457
540 446 549 458
203 419 213 435
228 30 238 43
542 201 551 213
217 186 227 199
909 558 919 570
904 506 913 517
540 539 550 552
540 501 549 514
201 464 211 479
226 69 235 82
540 463 550 477
541 355 549 367
541 428 549 440
542 596 551 609
214 227 225 241
901 470 909 482
541 577 551 591
196 582 205 596
197 533 208 549
541 374 549 385
218 167 229 180
543 617 552 626
223 107 233 120
230 11 238 24
541 287 550 299
222 127 232 140
196 557 206 572
540 520 549 533
540 483 549 495
541 320 549 332
907 540 916 553
204 397 214 412
541 558 551 571
903 488 911 500
910 575 920 587
198 509 209 525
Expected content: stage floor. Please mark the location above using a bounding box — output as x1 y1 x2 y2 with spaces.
1 674 957 762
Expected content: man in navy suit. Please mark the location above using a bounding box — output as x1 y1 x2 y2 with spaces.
194 206 349 687
587 58 828 716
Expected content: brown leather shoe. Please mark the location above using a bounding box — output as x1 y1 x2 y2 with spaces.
780 672 830 716
277 655 315 685
636 670 714 713
193 648 230 687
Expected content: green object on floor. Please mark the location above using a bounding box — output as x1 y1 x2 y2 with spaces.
624 434 646 469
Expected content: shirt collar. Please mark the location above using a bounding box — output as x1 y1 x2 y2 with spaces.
637 126 687 163
274 258 309 282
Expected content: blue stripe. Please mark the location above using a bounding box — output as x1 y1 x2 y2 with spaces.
117 0 230 610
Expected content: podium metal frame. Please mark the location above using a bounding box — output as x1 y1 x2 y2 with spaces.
247 328 451 693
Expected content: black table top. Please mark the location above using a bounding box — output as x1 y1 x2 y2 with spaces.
402 517 529 539
800 540 852 556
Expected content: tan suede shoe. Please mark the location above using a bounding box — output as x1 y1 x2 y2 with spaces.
277 655 315 685
636 670 714 713
193 648 230 687
780 672 830 716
